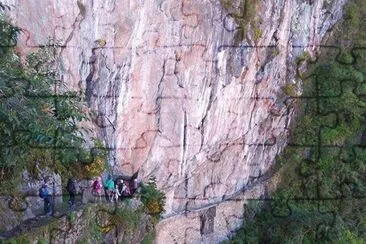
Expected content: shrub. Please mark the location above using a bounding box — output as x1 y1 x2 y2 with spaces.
281 83 297 97
112 206 142 234
140 176 166 219
0 14 107 193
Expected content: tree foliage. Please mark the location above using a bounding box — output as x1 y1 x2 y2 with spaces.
140 176 166 220
227 0 366 242
0 14 106 189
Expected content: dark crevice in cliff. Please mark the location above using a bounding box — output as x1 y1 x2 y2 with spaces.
155 60 166 133
181 111 187 174
184 173 189 216
174 52 184 88
198 77 218 151
242 87 259 141
85 49 97 107
59 2 85 58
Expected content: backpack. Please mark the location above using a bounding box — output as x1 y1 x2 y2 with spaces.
66 180 76 194
124 183 131 196
39 185 48 199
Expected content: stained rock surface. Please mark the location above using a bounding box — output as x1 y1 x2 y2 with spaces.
4 0 346 242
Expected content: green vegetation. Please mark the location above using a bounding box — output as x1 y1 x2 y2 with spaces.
281 83 297 97
226 0 366 242
0 13 107 194
111 205 143 234
220 0 260 43
253 26 262 44
339 0 366 46
3 203 152 243
142 231 156 244
0 6 165 244
296 51 311 63
140 176 166 221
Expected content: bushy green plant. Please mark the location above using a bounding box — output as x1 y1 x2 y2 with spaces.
281 83 297 97
112 206 142 233
140 176 166 219
142 231 156 244
0 14 107 192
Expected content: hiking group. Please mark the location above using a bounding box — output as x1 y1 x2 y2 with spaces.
39 175 140 216
92 175 140 202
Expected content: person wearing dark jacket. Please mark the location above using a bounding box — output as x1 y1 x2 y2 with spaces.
66 178 77 208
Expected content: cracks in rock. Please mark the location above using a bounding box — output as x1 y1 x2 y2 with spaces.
180 111 187 176
179 1 199 44
164 155 281 220
76 0 86 18
199 206 216 236
59 1 86 56
105 0 117 13
168 232 178 244
203 181 222 198
184 227 200 244
155 60 166 134
85 48 97 107
242 87 259 145
174 52 184 88
197 77 218 151
82 45 125 169
184 173 189 216
140 60 168 174
221 212 244 239
132 130 159 150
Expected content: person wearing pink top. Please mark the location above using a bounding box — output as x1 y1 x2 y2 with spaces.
92 176 102 202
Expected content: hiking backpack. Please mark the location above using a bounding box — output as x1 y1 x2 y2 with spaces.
67 180 76 194
39 185 48 199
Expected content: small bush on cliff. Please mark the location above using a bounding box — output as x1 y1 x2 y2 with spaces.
140 176 166 220
112 205 143 234
219 0 260 43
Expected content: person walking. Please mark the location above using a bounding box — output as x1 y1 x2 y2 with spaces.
114 183 121 202
39 179 53 216
66 178 77 208
92 176 102 202
117 179 126 201
105 176 115 202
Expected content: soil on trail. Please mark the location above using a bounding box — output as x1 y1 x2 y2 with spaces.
0 196 123 240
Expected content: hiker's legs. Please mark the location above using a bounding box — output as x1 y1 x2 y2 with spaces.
109 190 115 202
70 193 75 206
94 189 102 202
44 198 48 214
44 196 51 215
104 188 109 201
109 191 114 202
48 196 54 215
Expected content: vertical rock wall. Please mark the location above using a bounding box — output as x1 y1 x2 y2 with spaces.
3 0 346 242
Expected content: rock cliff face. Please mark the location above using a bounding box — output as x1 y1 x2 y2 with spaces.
4 0 346 242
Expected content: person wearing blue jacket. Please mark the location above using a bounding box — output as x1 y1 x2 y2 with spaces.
104 175 115 202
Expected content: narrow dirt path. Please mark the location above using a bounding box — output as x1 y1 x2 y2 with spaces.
0 197 121 240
